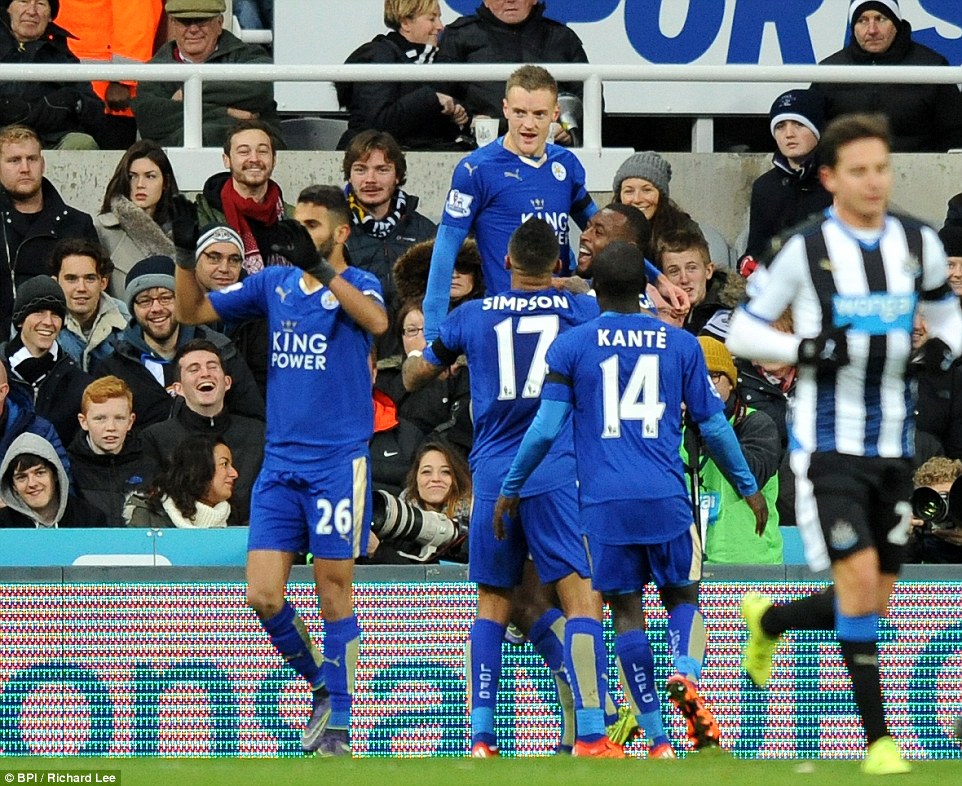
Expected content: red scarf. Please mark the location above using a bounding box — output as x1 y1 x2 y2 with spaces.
219 179 285 274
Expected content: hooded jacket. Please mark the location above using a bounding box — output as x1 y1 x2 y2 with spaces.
813 20 962 152
0 431 107 528
0 377 70 475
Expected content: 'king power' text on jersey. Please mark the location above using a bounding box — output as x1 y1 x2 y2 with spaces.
425 288 599 497
439 139 593 293
209 266 383 470
743 211 950 458
542 312 724 541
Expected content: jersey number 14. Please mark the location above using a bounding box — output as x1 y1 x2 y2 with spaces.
600 354 666 439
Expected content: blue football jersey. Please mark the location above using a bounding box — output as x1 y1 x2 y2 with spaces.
439 139 594 293
209 266 383 470
425 288 599 497
543 312 724 537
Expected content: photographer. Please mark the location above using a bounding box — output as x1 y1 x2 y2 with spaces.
908 456 962 563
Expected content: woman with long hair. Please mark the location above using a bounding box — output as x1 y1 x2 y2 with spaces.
124 434 238 529
95 140 182 296
369 439 471 563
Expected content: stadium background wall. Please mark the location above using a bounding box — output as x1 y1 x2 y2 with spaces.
1 572 960 760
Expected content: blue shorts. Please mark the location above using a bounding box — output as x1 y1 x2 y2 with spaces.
584 510 702 594
470 482 589 588
247 454 371 560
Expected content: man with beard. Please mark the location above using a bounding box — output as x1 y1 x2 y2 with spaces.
194 120 294 274
342 130 435 353
92 254 264 430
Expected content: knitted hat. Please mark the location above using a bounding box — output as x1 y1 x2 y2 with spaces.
125 255 176 309
4 0 60 20
698 336 738 387
195 223 243 264
12 276 67 328
849 1 900 27
612 151 671 199
769 89 825 141
164 0 226 18
939 225 962 258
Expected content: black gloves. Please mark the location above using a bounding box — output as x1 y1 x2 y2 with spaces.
170 195 200 267
797 325 850 371
270 219 338 286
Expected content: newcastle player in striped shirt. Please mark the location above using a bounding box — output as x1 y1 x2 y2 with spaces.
726 113 962 775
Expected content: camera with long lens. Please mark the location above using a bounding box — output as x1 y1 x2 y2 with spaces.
557 93 583 147
911 476 962 530
371 489 464 562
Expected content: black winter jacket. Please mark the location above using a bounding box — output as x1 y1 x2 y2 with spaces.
0 342 93 450
92 323 265 431
812 21 962 152
138 397 265 526
0 19 106 147
744 154 832 259
436 3 588 117
345 192 436 316
67 430 156 526
337 32 462 151
0 179 97 338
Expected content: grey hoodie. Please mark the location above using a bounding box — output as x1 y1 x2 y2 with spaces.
0 433 69 527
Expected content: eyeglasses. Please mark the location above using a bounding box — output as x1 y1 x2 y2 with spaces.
402 326 425 338
133 293 175 308
708 372 726 382
200 250 243 267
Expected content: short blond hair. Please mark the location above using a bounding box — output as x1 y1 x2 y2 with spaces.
0 125 41 153
384 0 438 30
505 65 558 99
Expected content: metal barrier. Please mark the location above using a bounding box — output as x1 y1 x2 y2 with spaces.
0 62 959 152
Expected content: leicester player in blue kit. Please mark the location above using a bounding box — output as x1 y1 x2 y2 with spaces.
174 185 388 758
421 64 687 343
496 242 768 757
404 218 625 757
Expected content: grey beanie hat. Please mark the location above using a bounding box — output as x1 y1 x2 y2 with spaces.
125 255 176 309
612 151 671 199
12 276 67 328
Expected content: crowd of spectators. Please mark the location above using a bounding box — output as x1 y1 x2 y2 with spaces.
0 0 959 566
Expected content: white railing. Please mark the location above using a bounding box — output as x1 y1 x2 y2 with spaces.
0 62 959 152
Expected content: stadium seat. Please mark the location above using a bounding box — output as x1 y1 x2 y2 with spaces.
280 117 348 151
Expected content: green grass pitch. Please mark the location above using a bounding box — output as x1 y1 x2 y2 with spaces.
2 755 960 786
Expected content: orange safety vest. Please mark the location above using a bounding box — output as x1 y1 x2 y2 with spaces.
57 0 164 116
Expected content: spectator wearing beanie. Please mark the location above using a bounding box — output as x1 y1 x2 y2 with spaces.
0 275 93 449
612 151 733 269
740 89 833 265
689 336 783 565
812 0 962 151
191 221 270 400
92 254 264 430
